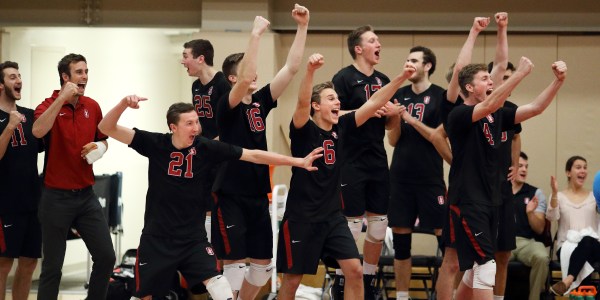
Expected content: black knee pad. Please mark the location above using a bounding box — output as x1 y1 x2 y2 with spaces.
393 233 411 260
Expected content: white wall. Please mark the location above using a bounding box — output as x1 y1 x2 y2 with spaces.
3 26 191 267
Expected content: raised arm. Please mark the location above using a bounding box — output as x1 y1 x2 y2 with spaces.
515 61 567 124
98 95 147 145
0 111 24 160
472 56 533 122
270 4 309 100
429 125 452 164
228 16 270 109
240 147 323 171
292 53 324 129
447 17 490 103
32 82 79 138
355 62 415 126
489 12 509 87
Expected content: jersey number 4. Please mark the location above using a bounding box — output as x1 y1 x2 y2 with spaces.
482 123 495 146
168 152 194 178
10 123 28 147
194 95 213 118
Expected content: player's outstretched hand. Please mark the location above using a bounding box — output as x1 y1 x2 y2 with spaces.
307 53 324 71
473 17 490 32
552 61 567 81
121 95 148 109
516 56 534 76
301 147 323 171
495 12 508 28
252 16 270 36
292 3 309 26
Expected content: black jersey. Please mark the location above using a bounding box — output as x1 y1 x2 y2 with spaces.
332 65 390 169
499 101 522 203
213 84 277 196
390 84 445 185
513 183 540 239
440 90 464 130
446 104 516 206
0 106 43 213
129 128 242 240
285 113 357 222
191 72 231 140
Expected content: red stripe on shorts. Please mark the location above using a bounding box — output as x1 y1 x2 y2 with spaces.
283 220 293 269
0 218 6 253
216 205 231 255
461 217 486 259
340 192 345 210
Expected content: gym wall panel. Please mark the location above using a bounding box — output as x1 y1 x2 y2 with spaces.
556 35 600 190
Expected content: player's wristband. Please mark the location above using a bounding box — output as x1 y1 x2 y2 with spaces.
85 141 107 164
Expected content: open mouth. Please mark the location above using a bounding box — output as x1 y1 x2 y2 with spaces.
332 108 340 116
486 88 493 95
14 86 22 93
77 83 86 89
375 50 380 58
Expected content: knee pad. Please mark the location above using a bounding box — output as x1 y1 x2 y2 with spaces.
392 233 411 260
461 268 474 288
206 275 234 300
365 216 388 243
473 259 496 290
223 262 246 291
244 262 273 287
347 218 363 242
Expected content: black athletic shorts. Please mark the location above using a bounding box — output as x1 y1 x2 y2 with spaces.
389 182 446 229
496 198 516 251
0 212 42 258
133 234 219 298
277 215 360 275
340 164 389 217
449 203 497 271
211 193 272 260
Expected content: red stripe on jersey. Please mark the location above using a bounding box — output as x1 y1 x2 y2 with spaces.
283 221 293 269
0 219 6 253
216 207 231 255
461 218 486 259
211 192 218 205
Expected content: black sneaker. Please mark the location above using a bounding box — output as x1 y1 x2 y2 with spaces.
330 275 345 300
364 274 381 300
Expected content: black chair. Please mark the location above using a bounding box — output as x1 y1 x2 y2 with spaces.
376 227 442 300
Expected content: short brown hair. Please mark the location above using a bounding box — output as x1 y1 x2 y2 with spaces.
58 53 86 86
458 64 487 96
222 53 244 85
0 61 18 84
347 25 373 60
183 39 214 66
310 81 334 116
166 102 195 130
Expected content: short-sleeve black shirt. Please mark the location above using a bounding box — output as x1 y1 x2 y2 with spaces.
332 65 390 169
191 71 231 140
285 113 357 222
129 129 242 239
214 84 277 196
446 104 516 206
0 107 43 213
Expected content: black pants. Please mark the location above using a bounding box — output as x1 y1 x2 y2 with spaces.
568 236 600 278
37 187 115 300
